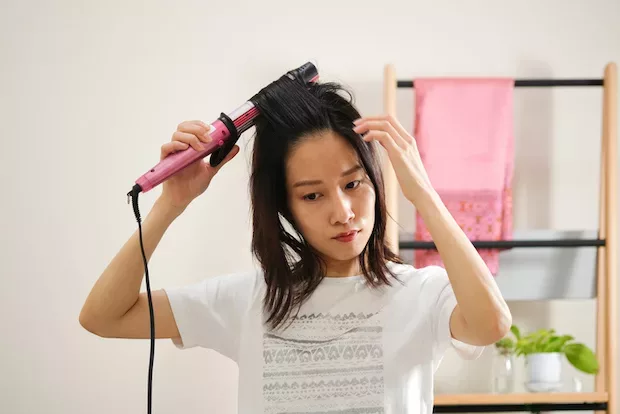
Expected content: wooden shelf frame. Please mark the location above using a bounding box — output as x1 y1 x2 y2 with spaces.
383 63 618 413
435 391 608 405
434 392 608 413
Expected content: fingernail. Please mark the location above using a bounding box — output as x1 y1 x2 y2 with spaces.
203 132 212 142
353 118 362 125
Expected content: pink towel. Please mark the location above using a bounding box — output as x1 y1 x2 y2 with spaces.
412 78 514 275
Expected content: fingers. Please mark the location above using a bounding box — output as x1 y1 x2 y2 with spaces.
177 120 211 140
359 130 401 156
171 131 208 152
353 118 409 150
159 120 221 162
176 120 212 145
353 114 414 145
160 140 189 160
160 120 213 158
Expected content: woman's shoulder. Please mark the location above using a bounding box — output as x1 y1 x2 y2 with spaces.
173 266 266 302
385 261 453 300
215 266 266 293
387 260 448 284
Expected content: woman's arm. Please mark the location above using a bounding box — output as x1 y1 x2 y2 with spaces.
352 115 511 346
415 188 512 346
79 119 239 339
79 196 184 338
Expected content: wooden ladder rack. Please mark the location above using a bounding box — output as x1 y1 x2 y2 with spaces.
383 62 617 413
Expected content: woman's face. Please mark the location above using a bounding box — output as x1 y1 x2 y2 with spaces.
285 130 376 276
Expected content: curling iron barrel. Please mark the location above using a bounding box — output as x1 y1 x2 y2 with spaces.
132 62 319 194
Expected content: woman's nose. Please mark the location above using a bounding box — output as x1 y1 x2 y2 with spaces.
330 194 355 225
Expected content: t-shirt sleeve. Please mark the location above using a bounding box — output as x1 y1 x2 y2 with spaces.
427 266 485 361
162 270 258 362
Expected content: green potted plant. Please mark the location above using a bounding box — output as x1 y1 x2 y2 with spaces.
495 325 599 392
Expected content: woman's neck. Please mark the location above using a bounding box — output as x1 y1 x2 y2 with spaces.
324 258 362 278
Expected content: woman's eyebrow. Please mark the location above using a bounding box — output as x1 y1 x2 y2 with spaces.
292 165 363 188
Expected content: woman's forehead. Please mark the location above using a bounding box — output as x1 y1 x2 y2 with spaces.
285 132 360 185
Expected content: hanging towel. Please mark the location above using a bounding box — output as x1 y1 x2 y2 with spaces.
412 78 514 275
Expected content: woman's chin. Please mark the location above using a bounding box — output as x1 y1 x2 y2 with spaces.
324 235 369 261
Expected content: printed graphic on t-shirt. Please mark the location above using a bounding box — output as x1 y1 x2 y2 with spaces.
262 311 384 413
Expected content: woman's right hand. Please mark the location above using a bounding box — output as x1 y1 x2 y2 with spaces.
158 120 239 212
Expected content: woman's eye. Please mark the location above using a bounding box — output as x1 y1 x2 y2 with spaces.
302 181 359 201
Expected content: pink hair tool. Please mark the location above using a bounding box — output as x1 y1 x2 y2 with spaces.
129 62 319 196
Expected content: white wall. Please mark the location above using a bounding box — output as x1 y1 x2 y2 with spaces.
2 0 619 413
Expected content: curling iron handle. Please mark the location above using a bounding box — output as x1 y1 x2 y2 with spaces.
136 119 231 192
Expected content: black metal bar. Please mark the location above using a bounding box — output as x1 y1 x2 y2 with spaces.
433 401 607 413
399 238 605 250
397 79 603 88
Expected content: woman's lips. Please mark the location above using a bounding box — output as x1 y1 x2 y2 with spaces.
333 230 359 243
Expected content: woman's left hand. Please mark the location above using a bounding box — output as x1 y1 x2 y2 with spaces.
353 115 433 204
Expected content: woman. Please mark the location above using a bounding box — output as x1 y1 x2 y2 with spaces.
79 77 511 413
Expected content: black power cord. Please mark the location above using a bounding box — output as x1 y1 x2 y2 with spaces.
127 183 155 414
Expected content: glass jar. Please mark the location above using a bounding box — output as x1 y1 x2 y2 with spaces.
492 350 515 393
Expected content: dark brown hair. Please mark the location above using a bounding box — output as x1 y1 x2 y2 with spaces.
249 75 403 330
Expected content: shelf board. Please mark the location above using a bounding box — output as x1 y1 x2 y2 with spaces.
432 392 608 412
434 392 608 405
398 229 601 301
399 238 605 249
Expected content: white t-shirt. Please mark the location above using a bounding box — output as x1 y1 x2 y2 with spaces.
164 261 484 413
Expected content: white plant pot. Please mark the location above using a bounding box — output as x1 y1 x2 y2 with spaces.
525 352 563 392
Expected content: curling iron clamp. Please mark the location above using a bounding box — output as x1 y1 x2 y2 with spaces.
129 62 319 196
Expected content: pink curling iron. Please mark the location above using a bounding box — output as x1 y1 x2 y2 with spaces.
130 62 319 195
